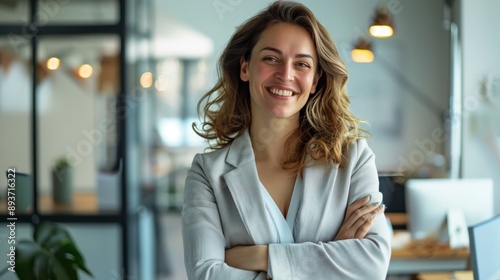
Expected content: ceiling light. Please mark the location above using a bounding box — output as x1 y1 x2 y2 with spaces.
351 38 374 63
369 5 395 38
140 72 153 88
78 64 93 78
46 57 60 70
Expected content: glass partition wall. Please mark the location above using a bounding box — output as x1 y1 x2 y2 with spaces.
0 0 205 278
0 0 159 279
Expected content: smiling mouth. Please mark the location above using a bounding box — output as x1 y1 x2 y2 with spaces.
268 87 297 97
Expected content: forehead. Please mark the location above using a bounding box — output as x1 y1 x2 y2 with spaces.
253 23 316 57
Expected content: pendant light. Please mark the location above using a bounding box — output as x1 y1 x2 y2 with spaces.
351 38 374 63
369 5 395 38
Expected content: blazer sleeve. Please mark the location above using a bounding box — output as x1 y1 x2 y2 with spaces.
182 154 268 280
267 140 391 280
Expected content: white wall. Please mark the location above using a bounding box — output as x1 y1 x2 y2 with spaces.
460 0 500 214
155 0 450 174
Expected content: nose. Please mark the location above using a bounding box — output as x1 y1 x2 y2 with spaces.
275 61 294 82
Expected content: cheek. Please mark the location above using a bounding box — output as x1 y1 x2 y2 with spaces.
252 63 274 80
300 74 317 91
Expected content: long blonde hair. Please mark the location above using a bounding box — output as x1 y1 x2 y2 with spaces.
194 1 368 174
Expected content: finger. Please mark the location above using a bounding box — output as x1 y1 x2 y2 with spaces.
344 196 371 222
346 212 371 236
368 204 386 219
345 202 380 229
353 212 377 238
337 204 386 240
361 204 385 223
354 205 386 238
373 204 386 216
344 196 370 221
354 217 374 238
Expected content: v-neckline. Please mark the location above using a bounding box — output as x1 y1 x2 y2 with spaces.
258 177 302 232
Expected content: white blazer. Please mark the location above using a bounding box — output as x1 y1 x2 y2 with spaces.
182 130 391 280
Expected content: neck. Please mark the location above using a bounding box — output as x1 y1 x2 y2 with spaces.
250 116 298 166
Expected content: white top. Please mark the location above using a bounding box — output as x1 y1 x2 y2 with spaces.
258 179 302 243
259 179 303 277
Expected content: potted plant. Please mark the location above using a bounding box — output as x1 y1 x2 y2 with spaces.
0 221 93 280
52 157 73 205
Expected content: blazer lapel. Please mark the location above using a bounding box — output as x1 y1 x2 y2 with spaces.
223 130 273 245
295 160 340 241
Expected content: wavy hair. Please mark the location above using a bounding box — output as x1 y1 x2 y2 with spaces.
193 1 368 173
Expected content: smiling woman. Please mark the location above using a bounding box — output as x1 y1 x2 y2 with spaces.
182 1 391 279
240 23 319 125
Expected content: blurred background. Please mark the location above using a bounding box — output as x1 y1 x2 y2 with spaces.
0 0 499 279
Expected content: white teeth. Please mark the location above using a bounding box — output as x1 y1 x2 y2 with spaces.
269 88 293 97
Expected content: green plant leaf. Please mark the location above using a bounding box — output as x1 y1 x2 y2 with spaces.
17 222 94 279
44 231 71 254
15 240 38 280
33 252 50 280
36 222 73 254
34 221 55 245
51 250 77 280
55 242 93 276
54 156 71 170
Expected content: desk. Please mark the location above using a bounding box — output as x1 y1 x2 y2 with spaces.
389 230 470 274
417 271 473 280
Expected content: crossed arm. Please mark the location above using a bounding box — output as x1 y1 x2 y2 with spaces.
225 196 386 273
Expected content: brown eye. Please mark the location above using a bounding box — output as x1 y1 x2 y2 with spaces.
297 62 310 68
263 56 278 62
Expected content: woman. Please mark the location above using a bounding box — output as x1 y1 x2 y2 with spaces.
182 1 391 279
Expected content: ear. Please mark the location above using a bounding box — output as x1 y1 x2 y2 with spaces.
240 57 249 82
310 69 322 94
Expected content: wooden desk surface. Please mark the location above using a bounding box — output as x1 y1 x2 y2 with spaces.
389 230 470 274
391 230 470 260
417 271 473 280
387 213 470 260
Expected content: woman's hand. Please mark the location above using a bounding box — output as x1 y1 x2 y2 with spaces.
225 245 268 272
334 196 385 241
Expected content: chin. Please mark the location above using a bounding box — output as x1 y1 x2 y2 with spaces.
270 110 298 121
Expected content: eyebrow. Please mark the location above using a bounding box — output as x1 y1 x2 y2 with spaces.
260 47 314 60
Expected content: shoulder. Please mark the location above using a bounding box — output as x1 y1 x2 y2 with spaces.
191 146 231 171
345 138 375 171
348 138 374 158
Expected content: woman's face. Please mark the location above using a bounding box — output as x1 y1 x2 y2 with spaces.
240 23 320 123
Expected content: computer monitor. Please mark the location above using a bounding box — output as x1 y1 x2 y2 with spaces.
469 214 500 280
405 178 494 241
378 173 406 213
